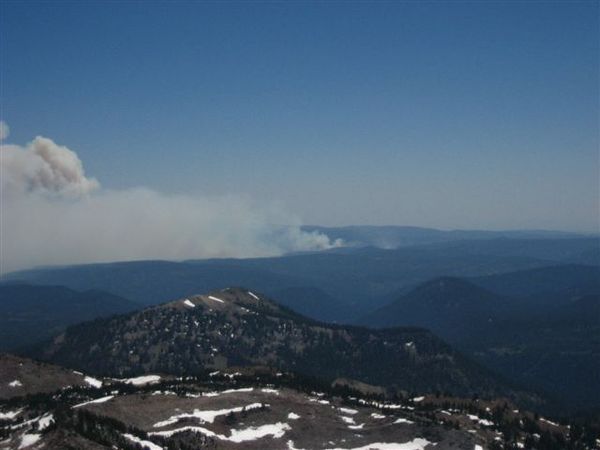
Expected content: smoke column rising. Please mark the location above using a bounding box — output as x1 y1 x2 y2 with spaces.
0 122 339 274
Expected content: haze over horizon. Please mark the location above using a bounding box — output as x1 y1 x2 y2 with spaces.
1 1 598 272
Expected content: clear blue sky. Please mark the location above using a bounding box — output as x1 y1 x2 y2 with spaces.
1 1 598 232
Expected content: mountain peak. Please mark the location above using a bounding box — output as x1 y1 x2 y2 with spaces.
27 288 530 404
359 276 506 341
165 287 302 320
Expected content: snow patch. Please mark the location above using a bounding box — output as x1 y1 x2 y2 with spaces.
73 395 114 408
18 434 41 449
183 299 195 308
122 375 161 385
38 414 54 430
393 418 414 424
151 422 290 442
467 414 494 426
324 438 433 450
0 409 22 420
248 291 260 300
228 422 290 443
208 295 225 303
540 418 560 427
339 407 358 415
84 376 103 388
123 433 164 450
153 402 265 427
261 388 279 394
8 380 22 387
288 412 300 420
202 387 253 397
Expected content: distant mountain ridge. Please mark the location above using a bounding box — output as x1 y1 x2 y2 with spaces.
0 284 139 351
302 225 595 249
9 236 596 322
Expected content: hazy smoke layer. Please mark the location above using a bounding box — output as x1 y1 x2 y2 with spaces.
0 122 339 274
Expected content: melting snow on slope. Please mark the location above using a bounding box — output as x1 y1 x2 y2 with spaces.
183 299 195 308
288 438 433 450
122 375 161 385
151 422 290 442
73 395 114 408
393 418 415 424
38 414 54 430
84 376 103 388
220 387 253 394
328 439 433 450
8 380 22 387
123 433 164 450
540 418 560 427
248 291 260 300
208 295 225 303
0 409 22 420
339 407 358 415
467 414 494 426
288 412 300 420
228 422 291 443
202 387 254 397
153 402 265 427
18 434 41 449
261 388 279 394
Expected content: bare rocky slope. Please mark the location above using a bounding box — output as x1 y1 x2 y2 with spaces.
2 356 596 450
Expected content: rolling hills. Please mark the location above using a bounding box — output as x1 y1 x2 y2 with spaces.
8 237 589 322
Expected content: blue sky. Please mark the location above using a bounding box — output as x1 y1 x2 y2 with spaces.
1 1 598 231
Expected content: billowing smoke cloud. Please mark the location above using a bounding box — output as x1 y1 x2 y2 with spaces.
0 123 340 274
1 132 99 198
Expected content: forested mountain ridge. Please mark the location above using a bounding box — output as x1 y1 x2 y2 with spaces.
28 287 540 409
359 276 600 414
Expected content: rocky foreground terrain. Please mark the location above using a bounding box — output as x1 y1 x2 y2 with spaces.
1 356 598 450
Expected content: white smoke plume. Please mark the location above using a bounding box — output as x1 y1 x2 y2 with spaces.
0 122 340 274
1 133 99 198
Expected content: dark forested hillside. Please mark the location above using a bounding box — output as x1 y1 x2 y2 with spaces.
359 277 508 342
470 264 600 301
28 288 540 408
359 272 600 415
